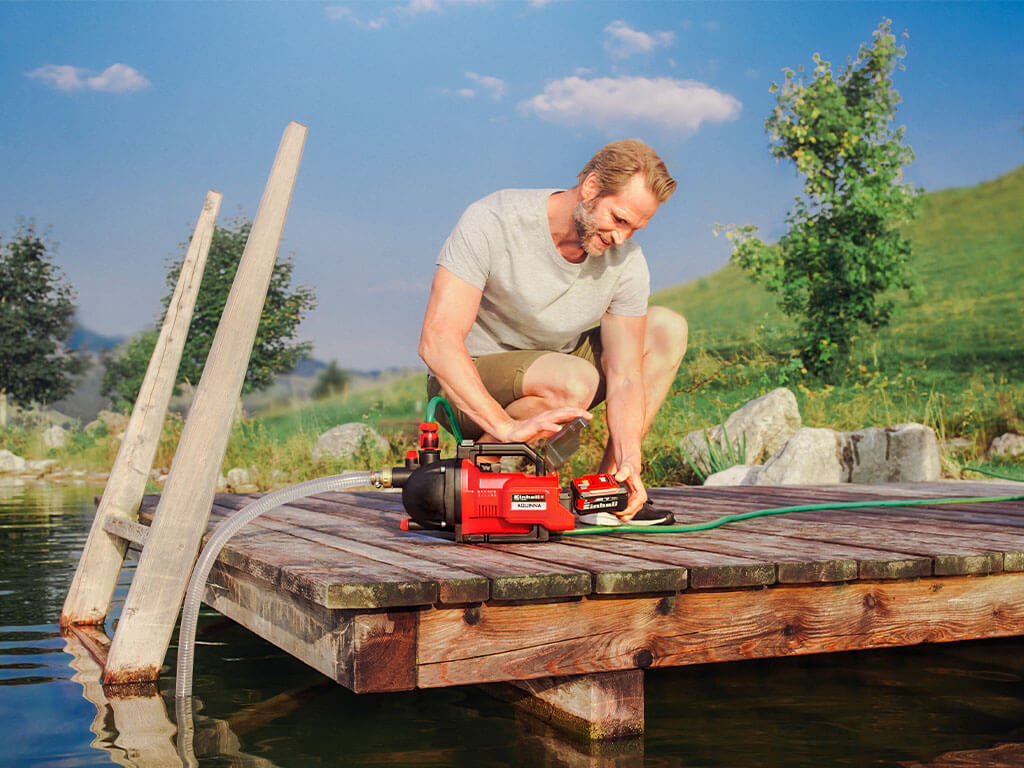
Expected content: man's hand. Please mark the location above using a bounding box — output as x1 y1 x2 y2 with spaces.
612 461 648 520
496 407 591 445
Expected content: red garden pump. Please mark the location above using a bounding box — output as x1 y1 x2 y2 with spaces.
371 419 627 543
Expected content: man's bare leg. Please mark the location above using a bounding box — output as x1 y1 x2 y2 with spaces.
598 307 688 474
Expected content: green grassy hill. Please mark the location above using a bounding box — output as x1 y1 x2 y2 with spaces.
653 165 1024 377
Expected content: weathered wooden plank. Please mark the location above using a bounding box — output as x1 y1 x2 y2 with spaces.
682 526 932 581
217 494 595 602
206 503 490 604
485 542 687 595
416 572 1024 687
204 560 416 692
203 510 439 609
557 534 776 589
105 123 307 685
62 190 222 628
667 487 1009 576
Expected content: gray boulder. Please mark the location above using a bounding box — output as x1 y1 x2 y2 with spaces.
681 388 801 472
42 425 69 450
704 464 762 486
0 449 27 474
312 423 389 462
842 424 941 483
747 423 941 486
754 427 845 485
226 467 260 493
989 433 1024 459
85 410 130 436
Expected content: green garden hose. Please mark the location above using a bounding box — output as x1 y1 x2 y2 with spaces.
425 395 463 443
559 493 1024 535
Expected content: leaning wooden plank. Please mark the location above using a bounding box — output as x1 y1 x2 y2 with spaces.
416 571 1024 687
62 190 222 627
104 123 307 685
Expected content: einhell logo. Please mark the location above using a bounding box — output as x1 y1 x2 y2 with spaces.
510 493 546 510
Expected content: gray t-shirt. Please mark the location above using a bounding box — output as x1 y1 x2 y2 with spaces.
437 188 650 357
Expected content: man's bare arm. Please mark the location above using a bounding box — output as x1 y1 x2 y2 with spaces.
599 311 648 518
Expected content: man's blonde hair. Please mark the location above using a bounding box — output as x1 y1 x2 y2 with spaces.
577 139 676 203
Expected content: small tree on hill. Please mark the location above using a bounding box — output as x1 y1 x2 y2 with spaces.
0 221 84 409
725 19 921 380
312 360 350 400
103 217 317 404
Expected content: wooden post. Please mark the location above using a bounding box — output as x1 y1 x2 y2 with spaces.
62 190 222 628
488 671 645 741
103 122 307 684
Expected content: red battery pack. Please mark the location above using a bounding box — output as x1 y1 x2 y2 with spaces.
570 474 628 513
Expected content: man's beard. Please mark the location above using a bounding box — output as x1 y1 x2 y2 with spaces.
573 198 602 258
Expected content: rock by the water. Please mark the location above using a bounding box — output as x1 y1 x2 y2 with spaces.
842 424 941 483
312 423 389 462
0 450 27 474
42 424 68 450
703 464 762 486
746 423 941 486
86 410 130 436
754 427 845 485
681 387 801 473
989 433 1024 459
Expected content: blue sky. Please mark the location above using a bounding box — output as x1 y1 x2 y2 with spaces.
2 1 1022 370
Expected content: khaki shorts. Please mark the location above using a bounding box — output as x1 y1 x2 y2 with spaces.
426 327 606 440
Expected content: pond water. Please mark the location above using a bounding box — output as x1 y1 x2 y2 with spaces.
4 482 1024 767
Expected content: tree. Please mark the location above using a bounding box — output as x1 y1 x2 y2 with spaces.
0 221 84 406
101 329 158 407
102 217 317 404
312 360 350 400
725 20 921 380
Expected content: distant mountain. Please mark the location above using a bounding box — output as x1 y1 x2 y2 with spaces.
70 325 125 352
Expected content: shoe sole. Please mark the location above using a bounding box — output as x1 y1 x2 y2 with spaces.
576 511 675 527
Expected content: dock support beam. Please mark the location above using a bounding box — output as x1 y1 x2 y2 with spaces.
103 122 307 685
486 670 645 741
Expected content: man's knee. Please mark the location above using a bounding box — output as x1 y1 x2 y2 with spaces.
523 354 600 409
646 306 688 363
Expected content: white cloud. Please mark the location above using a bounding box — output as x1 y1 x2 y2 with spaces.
465 72 506 101
330 0 486 26
520 76 741 133
27 63 150 93
604 20 674 58
458 88 475 98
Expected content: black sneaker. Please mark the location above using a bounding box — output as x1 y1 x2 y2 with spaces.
576 502 675 527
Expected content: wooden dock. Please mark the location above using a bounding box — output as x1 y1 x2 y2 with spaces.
140 480 1024 739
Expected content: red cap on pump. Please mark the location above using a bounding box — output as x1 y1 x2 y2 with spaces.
419 421 439 450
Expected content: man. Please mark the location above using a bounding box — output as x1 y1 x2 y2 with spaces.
419 139 688 524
